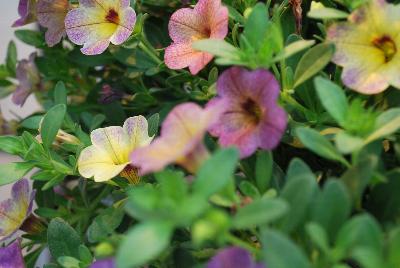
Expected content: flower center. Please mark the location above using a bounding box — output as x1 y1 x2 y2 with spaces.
242 98 262 124
372 35 397 62
105 8 120 24
120 165 140 184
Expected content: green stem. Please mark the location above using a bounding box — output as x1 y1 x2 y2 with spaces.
225 233 259 255
138 41 162 65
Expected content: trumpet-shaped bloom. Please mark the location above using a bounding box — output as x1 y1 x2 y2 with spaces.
327 0 400 94
0 179 35 241
12 0 36 27
78 116 153 183
12 53 41 107
65 0 136 55
0 240 24 268
207 67 287 158
131 103 221 175
164 0 228 74
37 0 71 47
207 247 265 268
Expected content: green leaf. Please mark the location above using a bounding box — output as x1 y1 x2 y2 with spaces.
273 40 315 62
54 81 67 105
57 256 81 268
193 148 239 197
87 207 125 243
255 150 273 193
279 173 317 232
0 162 33 186
296 127 349 166
232 198 288 229
78 245 93 264
15 30 44 47
314 76 348 126
41 104 66 148
20 115 43 129
47 218 82 260
285 158 314 182
308 7 349 20
261 229 311 268
89 114 106 131
306 222 330 254
116 221 173 268
335 131 364 154
365 108 400 144
243 3 269 51
192 39 242 63
312 180 351 240
239 181 260 199
0 136 24 155
147 113 160 137
294 43 335 88
6 41 17 76
387 228 400 268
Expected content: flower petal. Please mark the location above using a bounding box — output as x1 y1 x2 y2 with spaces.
110 7 136 45
195 0 228 39
123 116 153 149
0 240 24 268
207 247 264 268
168 8 204 43
78 145 126 182
90 126 131 164
259 105 288 150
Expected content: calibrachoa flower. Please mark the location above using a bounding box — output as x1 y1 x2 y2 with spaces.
164 0 228 74
78 116 153 183
131 103 221 175
207 67 287 158
0 240 24 268
12 0 36 27
65 0 136 55
327 0 400 94
37 0 71 47
12 53 41 107
0 179 35 241
207 247 265 268
90 258 116 268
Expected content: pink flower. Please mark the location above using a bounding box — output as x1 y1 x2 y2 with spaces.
207 67 287 158
12 0 36 27
37 0 71 47
131 103 221 174
164 0 228 75
65 0 136 55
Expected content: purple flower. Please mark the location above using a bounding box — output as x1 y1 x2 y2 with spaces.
12 53 41 107
207 67 287 158
37 0 71 47
90 258 116 268
98 84 124 104
0 179 35 241
65 0 137 55
0 239 24 268
207 247 265 268
12 0 36 27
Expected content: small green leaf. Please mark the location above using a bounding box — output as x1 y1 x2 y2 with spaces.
54 81 67 105
41 104 66 148
365 108 400 144
193 148 239 197
0 162 33 186
20 115 43 129
232 198 288 229
308 7 349 20
294 43 335 88
335 131 364 154
255 150 273 193
47 218 82 260
273 40 315 62
306 222 330 254
57 256 81 268
296 127 349 166
192 39 242 63
87 207 124 243
15 30 44 47
6 41 17 76
147 113 160 137
0 136 24 155
116 221 173 268
314 76 348 126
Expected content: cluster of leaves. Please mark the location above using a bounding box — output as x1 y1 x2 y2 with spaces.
1 0 400 268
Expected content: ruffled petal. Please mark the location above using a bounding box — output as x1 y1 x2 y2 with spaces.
110 7 136 45
123 116 153 149
168 8 205 43
0 240 24 268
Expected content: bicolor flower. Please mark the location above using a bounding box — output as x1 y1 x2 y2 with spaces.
327 0 400 94
12 0 36 27
0 240 24 268
78 116 153 183
207 247 265 268
65 0 136 55
131 103 221 175
37 0 71 47
164 0 228 74
0 179 35 241
12 53 41 107
207 67 287 158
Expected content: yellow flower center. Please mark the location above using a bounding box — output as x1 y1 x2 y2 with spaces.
105 8 120 24
120 165 140 185
242 98 262 124
372 35 397 63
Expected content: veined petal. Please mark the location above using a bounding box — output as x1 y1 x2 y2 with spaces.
90 126 131 164
78 145 127 182
110 7 136 45
168 8 205 43
0 240 24 268
123 116 153 149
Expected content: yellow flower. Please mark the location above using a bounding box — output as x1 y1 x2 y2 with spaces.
327 0 400 94
78 116 153 183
